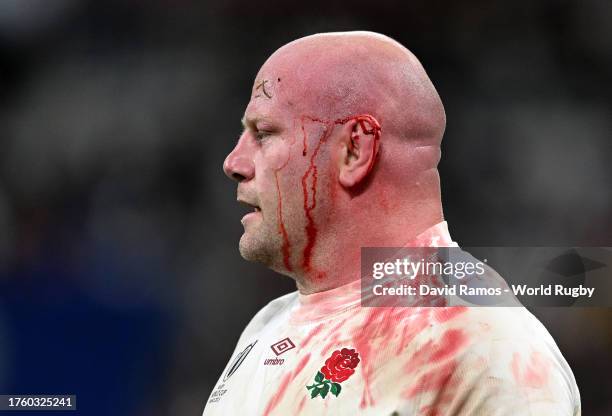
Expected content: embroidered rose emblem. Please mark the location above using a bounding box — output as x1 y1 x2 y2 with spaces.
321 348 360 382
306 348 360 399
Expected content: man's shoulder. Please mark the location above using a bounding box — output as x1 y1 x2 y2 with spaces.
237 290 298 342
419 306 565 353
460 306 558 343
386 306 574 380
457 307 580 413
384 307 580 414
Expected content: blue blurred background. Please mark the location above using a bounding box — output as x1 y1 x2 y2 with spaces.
0 0 610 415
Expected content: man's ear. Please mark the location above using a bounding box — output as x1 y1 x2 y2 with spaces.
338 115 381 188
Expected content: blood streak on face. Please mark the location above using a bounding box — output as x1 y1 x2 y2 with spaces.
300 119 333 275
300 115 327 157
274 168 292 271
272 118 300 273
298 114 381 277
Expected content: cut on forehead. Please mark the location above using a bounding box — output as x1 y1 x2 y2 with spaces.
256 31 446 144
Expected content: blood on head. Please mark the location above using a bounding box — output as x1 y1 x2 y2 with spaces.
272 112 381 278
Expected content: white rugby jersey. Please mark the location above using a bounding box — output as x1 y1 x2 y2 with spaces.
203 222 581 415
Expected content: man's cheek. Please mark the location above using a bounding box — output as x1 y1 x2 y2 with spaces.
265 140 294 172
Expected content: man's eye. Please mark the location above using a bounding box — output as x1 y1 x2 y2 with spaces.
254 131 272 142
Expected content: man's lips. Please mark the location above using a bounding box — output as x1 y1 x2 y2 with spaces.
238 199 261 223
238 199 261 212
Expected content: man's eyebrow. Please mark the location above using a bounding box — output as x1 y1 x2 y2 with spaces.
241 116 258 129
241 116 274 130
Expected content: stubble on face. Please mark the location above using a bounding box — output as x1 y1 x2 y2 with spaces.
234 63 339 278
238 183 283 268
238 220 277 265
236 78 296 271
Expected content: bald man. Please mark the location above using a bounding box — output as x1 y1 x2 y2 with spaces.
204 32 581 415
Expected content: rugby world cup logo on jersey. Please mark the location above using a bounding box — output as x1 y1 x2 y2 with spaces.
223 340 257 381
264 337 295 365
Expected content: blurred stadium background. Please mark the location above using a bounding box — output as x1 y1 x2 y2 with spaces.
0 1 610 415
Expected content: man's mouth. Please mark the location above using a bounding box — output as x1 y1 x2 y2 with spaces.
239 199 260 211
238 199 262 223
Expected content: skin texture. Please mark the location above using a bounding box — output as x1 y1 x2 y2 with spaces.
223 31 447 294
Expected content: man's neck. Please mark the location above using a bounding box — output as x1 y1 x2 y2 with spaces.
294 213 445 295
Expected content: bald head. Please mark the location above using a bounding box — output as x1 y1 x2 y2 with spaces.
226 31 447 291
256 31 446 146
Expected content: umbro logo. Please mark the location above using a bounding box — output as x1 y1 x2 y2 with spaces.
270 337 295 356
264 338 295 366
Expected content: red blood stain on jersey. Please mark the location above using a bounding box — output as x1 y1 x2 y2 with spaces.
263 353 311 416
404 360 457 399
321 333 340 356
401 328 469 402
320 318 348 354
294 353 311 377
343 306 434 408
352 317 376 408
431 330 467 361
418 387 459 416
396 308 432 355
351 307 404 408
301 323 324 349
433 306 468 323
360 382 374 410
418 405 444 416
263 370 291 415
327 318 348 334
297 396 307 413
511 350 550 388
321 319 346 355
404 329 468 374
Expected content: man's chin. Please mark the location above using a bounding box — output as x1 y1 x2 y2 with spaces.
238 233 274 265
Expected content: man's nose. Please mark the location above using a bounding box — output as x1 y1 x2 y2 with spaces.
223 141 255 182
